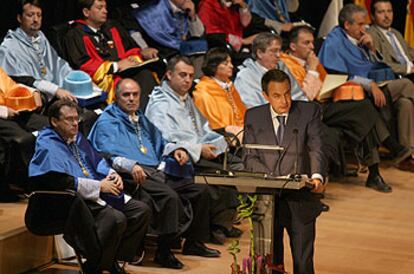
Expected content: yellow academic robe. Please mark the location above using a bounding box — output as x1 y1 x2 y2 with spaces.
194 76 246 130
0 68 20 105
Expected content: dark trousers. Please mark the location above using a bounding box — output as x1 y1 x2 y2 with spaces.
165 176 211 242
0 112 48 189
89 199 150 271
272 199 316 274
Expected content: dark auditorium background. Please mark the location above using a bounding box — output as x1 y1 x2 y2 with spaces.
0 0 409 43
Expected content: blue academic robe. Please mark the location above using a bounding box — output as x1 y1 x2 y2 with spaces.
234 58 307 108
145 81 227 162
318 26 395 82
88 103 176 167
134 0 189 50
0 28 73 88
29 127 110 181
247 0 290 22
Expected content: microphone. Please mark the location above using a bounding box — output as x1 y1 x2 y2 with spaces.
290 129 302 182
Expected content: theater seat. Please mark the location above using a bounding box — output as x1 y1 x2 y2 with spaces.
25 190 87 273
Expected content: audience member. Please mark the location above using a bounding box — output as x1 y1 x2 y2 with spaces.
368 0 414 170
29 99 150 274
234 32 305 108
131 0 205 57
0 0 77 103
145 56 241 245
368 0 414 76
193 48 246 140
0 67 48 200
243 69 325 274
198 0 254 52
63 0 159 106
247 0 298 33
318 3 414 172
88 78 220 269
282 26 394 192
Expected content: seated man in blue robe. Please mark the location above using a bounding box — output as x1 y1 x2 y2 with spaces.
29 99 150 274
88 78 220 269
129 0 206 57
146 56 242 244
247 0 298 33
0 0 98 136
0 0 77 103
318 3 414 172
235 32 306 108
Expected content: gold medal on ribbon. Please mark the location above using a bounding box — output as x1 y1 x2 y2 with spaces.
140 145 148 154
82 167 90 177
41 67 47 76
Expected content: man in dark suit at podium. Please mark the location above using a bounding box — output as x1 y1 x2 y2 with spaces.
243 69 325 274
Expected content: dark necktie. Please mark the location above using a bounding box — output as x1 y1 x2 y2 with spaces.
276 115 285 144
386 31 407 65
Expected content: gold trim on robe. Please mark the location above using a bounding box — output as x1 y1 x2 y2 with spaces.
92 61 116 103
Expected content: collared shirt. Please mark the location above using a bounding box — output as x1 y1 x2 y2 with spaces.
256 60 270 72
213 77 233 91
378 27 413 74
269 104 288 138
288 53 319 78
269 105 323 182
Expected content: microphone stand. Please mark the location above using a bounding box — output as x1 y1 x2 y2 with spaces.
290 129 302 182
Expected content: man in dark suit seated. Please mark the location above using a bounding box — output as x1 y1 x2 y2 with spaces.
243 69 325 274
29 99 150 273
368 0 414 171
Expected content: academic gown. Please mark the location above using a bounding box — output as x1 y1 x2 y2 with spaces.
194 76 246 130
0 28 73 89
198 0 244 40
234 58 307 108
280 53 381 175
247 0 291 22
29 127 150 271
146 81 228 163
146 81 239 231
0 68 49 190
88 103 208 239
318 26 395 82
63 20 158 105
133 0 189 51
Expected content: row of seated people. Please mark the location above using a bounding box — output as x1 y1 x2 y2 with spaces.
0 0 412 205
0 0 294 199
1 0 413 205
1 1 412 273
113 0 298 57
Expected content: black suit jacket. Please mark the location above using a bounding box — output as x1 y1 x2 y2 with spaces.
243 101 324 224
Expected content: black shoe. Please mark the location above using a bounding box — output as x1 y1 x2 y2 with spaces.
366 175 392 193
321 202 330 212
154 248 184 269
210 228 226 245
222 226 243 238
182 240 221 257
